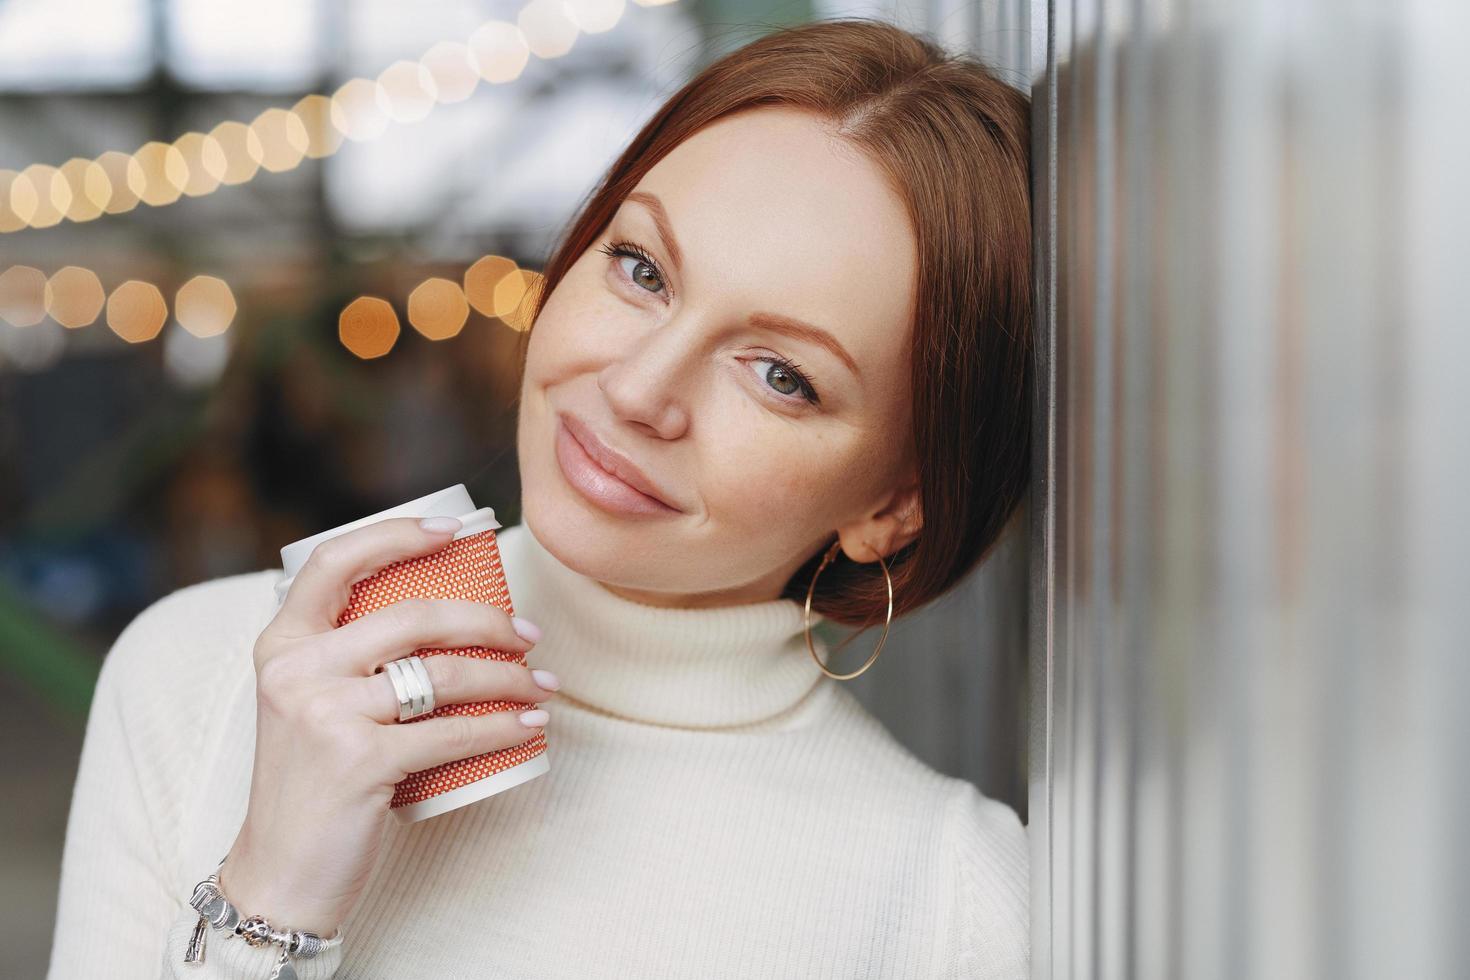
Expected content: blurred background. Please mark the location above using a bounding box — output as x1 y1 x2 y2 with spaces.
1 1 1034 975
23 1 1468 978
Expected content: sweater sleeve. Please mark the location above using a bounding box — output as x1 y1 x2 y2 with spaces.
930 780 1030 980
45 587 345 980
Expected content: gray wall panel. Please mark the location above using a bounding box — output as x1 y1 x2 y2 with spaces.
1030 1 1470 977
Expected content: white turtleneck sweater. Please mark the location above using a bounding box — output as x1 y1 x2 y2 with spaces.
47 521 1028 979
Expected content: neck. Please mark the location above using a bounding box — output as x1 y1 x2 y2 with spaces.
491 521 832 728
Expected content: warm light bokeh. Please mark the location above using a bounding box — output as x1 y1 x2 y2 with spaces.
106 280 169 342
95 151 146 215
407 277 471 340
496 269 545 332
249 108 310 173
0 265 48 327
175 276 237 338
44 267 106 329
132 142 189 207
339 296 400 358
464 255 520 317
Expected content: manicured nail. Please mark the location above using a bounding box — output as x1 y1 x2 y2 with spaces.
531 668 561 691
511 617 542 643
519 709 549 728
420 516 462 533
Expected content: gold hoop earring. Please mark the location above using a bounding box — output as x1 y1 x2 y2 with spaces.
803 539 894 681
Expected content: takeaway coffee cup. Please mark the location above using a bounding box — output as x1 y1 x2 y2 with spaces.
274 484 550 824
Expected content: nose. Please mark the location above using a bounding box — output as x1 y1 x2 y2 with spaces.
596 321 694 439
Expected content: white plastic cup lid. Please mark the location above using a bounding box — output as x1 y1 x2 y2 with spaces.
274 483 500 605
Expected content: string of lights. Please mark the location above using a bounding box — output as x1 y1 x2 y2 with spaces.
0 258 543 362
0 0 678 233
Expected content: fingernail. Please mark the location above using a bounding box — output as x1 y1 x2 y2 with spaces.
420 516 462 533
531 668 561 691
519 709 549 728
511 617 542 643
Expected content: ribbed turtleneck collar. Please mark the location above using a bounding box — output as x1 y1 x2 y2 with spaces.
492 521 830 729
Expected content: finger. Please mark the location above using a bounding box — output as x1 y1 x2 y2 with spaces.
316 597 535 677
272 516 463 638
357 653 554 725
383 704 549 777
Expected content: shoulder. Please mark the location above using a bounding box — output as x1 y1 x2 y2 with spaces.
816 685 1028 975
939 775 1028 869
931 775 1029 978
97 568 281 728
823 683 1027 862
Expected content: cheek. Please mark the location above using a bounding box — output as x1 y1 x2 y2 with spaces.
525 274 632 378
702 421 853 529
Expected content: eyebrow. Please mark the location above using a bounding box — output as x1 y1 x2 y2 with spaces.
747 312 862 379
622 191 863 380
625 191 683 274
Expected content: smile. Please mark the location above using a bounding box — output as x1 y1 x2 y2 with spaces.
554 414 681 518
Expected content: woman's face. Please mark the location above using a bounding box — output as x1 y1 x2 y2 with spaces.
517 106 923 608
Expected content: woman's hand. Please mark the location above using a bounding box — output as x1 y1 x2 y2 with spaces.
217 516 557 937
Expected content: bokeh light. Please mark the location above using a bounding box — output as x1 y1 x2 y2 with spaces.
175 275 237 337
339 296 400 358
518 0 581 59
495 269 545 331
172 132 226 197
162 315 234 388
106 280 169 342
18 164 70 227
377 60 438 124
0 170 29 232
132 142 189 207
290 94 344 159
250 108 309 173
57 158 110 223
0 316 65 371
463 255 520 317
0 265 48 326
95 150 146 214
565 0 627 34
470 21 531 84
209 121 264 185
420 41 480 104
44 267 106 328
330 78 391 142
407 277 470 340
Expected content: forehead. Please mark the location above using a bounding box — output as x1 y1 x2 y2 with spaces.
625 108 918 376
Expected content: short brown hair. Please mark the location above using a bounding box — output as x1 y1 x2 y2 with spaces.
526 18 1033 628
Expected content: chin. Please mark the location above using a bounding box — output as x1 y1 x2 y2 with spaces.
519 457 645 579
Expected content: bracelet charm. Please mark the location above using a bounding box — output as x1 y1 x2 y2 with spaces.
182 855 342 977
238 914 275 948
268 945 297 980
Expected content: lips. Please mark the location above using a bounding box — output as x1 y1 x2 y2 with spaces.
558 411 682 512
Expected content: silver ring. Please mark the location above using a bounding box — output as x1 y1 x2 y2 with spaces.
379 655 436 722
400 657 425 717
381 659 413 721
405 655 436 715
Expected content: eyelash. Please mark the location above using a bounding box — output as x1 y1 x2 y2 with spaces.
596 239 822 407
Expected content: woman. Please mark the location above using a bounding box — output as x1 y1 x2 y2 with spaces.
47 17 1032 979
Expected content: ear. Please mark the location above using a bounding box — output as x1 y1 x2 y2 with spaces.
834 469 924 563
